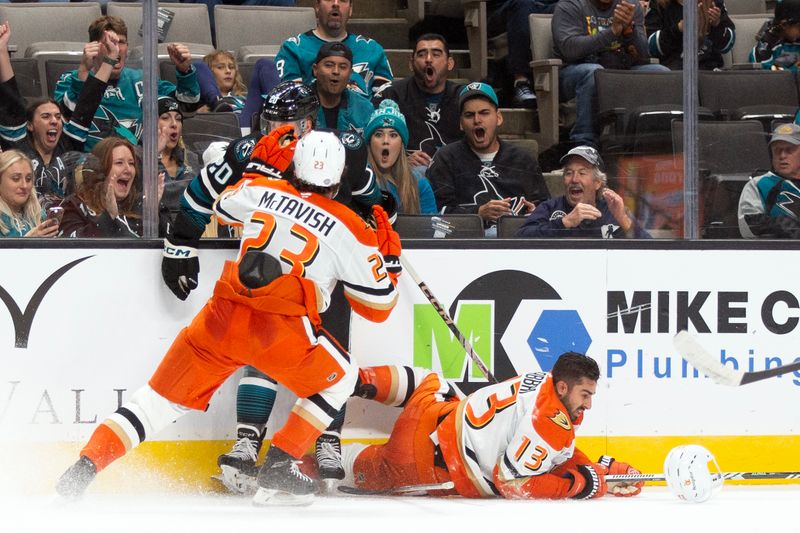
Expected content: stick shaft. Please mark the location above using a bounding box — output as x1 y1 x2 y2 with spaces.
740 361 800 385
338 481 455 495
674 330 800 386
607 471 800 482
399 255 498 384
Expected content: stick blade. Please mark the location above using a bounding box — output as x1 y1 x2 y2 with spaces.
673 331 744 386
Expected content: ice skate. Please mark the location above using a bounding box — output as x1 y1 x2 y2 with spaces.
55 456 97 498
315 433 344 493
252 446 318 506
217 435 260 494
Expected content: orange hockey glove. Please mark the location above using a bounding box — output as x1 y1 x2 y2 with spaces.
598 455 644 497
245 124 298 179
372 205 402 284
565 463 608 500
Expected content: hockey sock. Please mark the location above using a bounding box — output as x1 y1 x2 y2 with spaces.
80 423 127 472
357 366 436 407
235 366 277 445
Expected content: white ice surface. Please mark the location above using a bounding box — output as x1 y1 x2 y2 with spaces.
1 485 798 533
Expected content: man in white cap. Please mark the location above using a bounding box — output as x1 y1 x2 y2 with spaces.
738 122 800 238
516 146 649 238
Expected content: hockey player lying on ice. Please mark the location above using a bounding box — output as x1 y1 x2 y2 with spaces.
339 353 644 499
55 126 403 506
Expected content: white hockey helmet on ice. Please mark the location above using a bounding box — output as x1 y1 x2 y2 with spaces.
293 130 345 188
663 444 723 503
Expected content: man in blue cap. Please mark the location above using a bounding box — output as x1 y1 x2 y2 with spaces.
426 82 549 235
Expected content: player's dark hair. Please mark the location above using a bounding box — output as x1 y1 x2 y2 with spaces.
286 171 339 197
88 15 128 41
414 33 450 56
551 352 600 386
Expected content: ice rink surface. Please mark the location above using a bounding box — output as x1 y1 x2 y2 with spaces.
2 485 798 533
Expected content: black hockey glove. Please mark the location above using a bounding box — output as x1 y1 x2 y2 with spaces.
162 211 204 300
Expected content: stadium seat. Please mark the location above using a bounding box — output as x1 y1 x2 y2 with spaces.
10 57 44 100
723 14 770 68
106 2 213 49
698 70 798 132
44 58 81 98
0 2 102 59
595 69 714 155
393 214 484 239
213 5 315 62
496 215 528 238
528 13 561 152
181 112 242 159
724 0 767 15
672 120 770 238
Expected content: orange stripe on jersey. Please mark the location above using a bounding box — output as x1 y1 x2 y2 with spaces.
344 289 397 323
248 178 380 247
464 381 520 429
514 436 531 461
531 377 576 451
281 225 320 276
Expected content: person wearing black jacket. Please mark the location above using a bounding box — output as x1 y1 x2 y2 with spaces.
0 22 116 209
516 146 650 238
645 0 735 70
376 34 463 169
426 82 549 235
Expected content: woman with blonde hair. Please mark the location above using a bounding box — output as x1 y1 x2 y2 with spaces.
195 49 248 114
365 100 437 215
0 150 58 237
59 137 168 238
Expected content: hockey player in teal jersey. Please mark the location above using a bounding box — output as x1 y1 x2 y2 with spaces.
275 0 393 98
53 15 200 151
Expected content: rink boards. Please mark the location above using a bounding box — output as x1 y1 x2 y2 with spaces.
1 241 799 491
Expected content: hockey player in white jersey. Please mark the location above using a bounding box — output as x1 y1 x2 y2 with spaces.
339 353 645 499
56 128 403 506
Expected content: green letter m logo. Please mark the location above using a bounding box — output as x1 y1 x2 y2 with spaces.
413 302 493 380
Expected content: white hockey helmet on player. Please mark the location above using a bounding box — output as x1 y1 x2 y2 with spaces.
663 444 723 503
293 130 345 188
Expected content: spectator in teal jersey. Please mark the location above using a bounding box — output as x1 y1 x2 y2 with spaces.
53 15 200 151
311 42 373 134
0 150 57 238
276 0 393 99
365 100 437 214
750 0 800 70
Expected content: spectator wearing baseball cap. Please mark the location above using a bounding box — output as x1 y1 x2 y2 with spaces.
311 42 374 135
426 82 549 235
738 122 800 238
374 34 463 170
364 100 437 214
516 145 650 238
157 96 199 220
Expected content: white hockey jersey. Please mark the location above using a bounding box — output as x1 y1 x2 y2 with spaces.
214 177 398 322
438 372 583 497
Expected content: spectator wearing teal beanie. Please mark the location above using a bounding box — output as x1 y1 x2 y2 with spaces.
364 100 437 214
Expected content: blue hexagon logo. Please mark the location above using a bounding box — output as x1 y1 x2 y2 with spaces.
527 310 592 371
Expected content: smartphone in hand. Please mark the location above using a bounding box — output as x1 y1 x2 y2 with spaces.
46 206 64 225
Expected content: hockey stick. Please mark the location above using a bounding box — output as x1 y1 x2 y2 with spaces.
673 330 800 386
399 254 498 384
607 471 800 482
337 481 455 495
